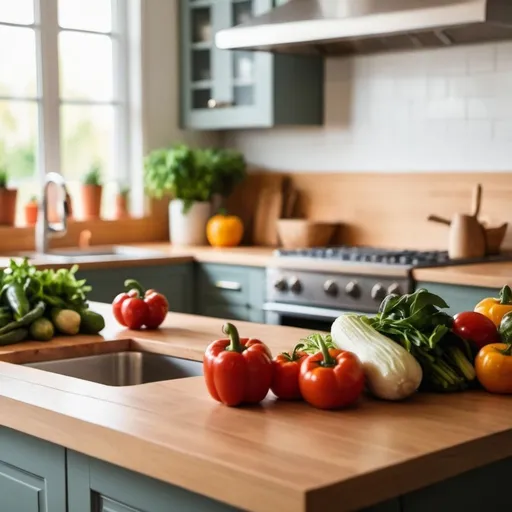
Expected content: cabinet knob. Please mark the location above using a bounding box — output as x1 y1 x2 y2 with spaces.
208 99 233 109
274 278 288 292
289 277 302 294
387 283 402 296
371 283 386 302
345 281 360 298
323 280 338 296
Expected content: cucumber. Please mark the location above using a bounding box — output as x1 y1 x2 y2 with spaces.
29 317 54 342
0 328 28 346
79 309 105 334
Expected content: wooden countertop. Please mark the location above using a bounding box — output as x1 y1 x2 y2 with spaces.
0 304 511 512
413 261 512 289
3 242 511 289
0 245 275 270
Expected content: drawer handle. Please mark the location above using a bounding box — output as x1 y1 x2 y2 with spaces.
208 99 233 109
214 280 242 291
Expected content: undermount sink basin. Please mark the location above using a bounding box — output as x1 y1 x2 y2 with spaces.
12 245 164 263
24 350 203 387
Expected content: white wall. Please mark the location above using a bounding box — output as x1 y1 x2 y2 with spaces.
226 41 512 172
142 0 220 152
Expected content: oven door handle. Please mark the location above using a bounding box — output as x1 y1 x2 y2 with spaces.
263 302 344 320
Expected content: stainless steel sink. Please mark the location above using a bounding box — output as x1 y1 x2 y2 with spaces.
12 245 165 263
24 351 203 386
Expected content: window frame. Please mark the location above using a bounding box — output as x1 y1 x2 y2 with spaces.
0 0 144 218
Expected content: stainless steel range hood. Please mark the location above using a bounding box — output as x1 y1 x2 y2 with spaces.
216 0 512 56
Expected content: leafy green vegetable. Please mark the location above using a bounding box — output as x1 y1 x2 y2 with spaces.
368 288 476 392
2 259 92 311
296 333 335 355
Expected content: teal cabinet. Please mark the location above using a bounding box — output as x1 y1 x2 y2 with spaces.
78 264 194 314
196 263 265 322
0 427 66 512
415 282 496 315
67 451 239 512
180 0 323 130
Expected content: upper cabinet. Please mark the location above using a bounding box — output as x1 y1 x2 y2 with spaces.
180 0 324 130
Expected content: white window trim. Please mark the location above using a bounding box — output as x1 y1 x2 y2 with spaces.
1 0 144 217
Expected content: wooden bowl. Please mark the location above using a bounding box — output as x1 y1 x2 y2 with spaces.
277 219 337 249
484 223 508 255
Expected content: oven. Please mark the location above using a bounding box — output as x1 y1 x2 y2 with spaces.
263 302 365 332
265 266 411 332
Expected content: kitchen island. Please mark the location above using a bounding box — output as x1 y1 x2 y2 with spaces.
0 304 511 512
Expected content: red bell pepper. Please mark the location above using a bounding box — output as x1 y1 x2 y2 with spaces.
299 336 365 410
203 323 273 407
112 279 169 330
271 345 307 400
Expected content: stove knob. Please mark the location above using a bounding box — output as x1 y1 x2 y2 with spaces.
273 278 288 292
289 277 302 294
345 281 360 298
323 280 338 296
371 283 386 302
387 283 402 296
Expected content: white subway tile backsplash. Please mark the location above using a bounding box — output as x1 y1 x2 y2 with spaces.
427 77 448 99
496 43 512 71
427 98 465 119
494 120 512 140
228 41 512 172
467 45 496 74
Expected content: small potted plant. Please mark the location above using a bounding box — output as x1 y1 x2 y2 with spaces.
115 184 130 219
0 167 17 226
144 145 214 246
25 195 38 226
206 148 247 211
81 162 103 220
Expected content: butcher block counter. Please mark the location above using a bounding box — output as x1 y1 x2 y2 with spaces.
0 304 511 512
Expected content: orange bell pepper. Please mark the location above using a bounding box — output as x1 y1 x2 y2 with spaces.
474 285 512 327
475 343 512 394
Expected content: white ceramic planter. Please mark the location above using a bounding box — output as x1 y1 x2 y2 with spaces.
169 199 211 246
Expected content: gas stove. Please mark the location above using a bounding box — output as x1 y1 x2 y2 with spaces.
264 246 509 330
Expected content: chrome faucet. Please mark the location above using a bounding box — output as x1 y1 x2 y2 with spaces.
35 172 69 254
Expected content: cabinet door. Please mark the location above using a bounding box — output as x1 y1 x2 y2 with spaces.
0 428 66 512
181 0 275 129
68 451 240 512
415 282 496 315
79 264 194 313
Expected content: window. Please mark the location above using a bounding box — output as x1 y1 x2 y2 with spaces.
0 0 142 224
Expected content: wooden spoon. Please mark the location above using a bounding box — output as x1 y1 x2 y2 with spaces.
427 215 451 226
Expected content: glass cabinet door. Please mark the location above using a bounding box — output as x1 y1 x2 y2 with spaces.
182 0 274 130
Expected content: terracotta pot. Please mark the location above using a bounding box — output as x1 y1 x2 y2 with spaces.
25 201 38 226
0 188 17 226
80 185 103 220
115 194 129 219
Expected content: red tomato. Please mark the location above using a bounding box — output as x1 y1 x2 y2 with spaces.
121 297 149 330
453 311 500 350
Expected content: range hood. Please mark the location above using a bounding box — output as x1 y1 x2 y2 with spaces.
216 0 512 56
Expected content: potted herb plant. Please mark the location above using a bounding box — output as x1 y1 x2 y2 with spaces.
204 148 247 211
144 145 214 246
24 195 38 226
115 184 130 219
0 167 17 226
81 163 103 220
